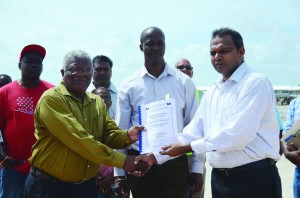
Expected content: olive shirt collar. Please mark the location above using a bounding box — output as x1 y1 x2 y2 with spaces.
58 81 96 105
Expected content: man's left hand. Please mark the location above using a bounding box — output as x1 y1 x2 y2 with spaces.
281 141 300 166
127 125 145 142
160 142 192 157
189 173 204 196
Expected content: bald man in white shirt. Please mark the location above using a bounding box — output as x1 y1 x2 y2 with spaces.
114 27 203 198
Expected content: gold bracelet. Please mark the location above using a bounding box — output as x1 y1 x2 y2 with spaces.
0 156 8 166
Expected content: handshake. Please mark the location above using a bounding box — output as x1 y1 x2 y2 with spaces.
123 153 157 177
125 125 190 176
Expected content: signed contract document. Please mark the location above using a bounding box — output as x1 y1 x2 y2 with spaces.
138 98 178 154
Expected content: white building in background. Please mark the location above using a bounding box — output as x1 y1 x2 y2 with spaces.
197 86 300 99
273 86 300 98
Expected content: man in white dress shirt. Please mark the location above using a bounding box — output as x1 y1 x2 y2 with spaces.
114 26 204 198
139 27 282 198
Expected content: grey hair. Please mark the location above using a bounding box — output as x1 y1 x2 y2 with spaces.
62 50 91 70
174 58 191 67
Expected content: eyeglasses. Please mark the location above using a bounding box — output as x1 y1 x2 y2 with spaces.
176 65 193 70
65 69 92 76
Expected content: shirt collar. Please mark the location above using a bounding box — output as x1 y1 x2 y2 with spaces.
139 63 175 79
215 62 248 86
58 81 94 104
108 82 117 93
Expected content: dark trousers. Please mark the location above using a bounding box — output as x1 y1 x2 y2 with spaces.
211 163 282 198
23 171 98 198
127 155 189 198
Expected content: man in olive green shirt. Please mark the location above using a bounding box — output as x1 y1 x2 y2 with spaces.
24 50 147 198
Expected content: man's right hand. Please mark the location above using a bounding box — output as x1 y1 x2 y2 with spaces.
1 156 25 169
123 155 149 176
134 153 157 167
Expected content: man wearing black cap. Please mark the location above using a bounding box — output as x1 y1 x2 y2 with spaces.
0 44 53 198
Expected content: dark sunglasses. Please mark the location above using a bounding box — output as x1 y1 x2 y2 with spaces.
176 65 193 70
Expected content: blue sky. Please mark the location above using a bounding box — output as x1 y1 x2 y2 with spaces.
1 0 299 90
